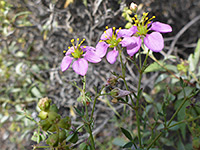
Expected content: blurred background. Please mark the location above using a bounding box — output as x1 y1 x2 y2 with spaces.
0 0 200 149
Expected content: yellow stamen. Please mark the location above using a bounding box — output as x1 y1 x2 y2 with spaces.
106 26 108 29
134 14 138 18
79 39 85 46
113 27 116 31
71 39 74 43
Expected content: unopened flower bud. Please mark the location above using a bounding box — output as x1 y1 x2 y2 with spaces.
111 88 131 98
38 110 48 120
130 2 138 13
106 77 118 86
38 97 51 111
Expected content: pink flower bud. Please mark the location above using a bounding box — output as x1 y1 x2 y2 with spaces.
38 97 51 111
130 2 138 13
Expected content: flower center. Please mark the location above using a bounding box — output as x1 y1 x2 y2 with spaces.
69 38 85 58
133 12 155 36
104 27 122 48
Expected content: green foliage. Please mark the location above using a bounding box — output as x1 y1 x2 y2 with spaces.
31 98 74 149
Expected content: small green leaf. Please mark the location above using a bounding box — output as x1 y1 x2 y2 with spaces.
112 137 127 147
120 127 133 141
144 61 177 73
123 141 133 148
31 86 42 98
143 92 153 103
67 132 78 143
74 107 83 116
188 38 200 72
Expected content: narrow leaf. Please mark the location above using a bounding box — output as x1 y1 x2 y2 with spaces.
120 127 133 141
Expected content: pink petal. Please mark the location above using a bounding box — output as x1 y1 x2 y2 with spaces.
84 50 102 63
81 46 95 52
95 41 109 58
61 56 73 72
120 36 139 47
106 49 119 64
150 22 172 33
129 25 138 34
117 29 134 38
144 32 164 52
72 58 88 76
100 28 113 40
65 47 75 55
126 38 142 56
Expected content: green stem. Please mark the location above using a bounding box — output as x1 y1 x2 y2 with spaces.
135 49 149 148
135 50 144 148
167 96 187 127
90 85 105 120
33 145 50 149
168 115 200 129
136 71 142 147
119 50 135 107
87 124 95 150
147 132 162 150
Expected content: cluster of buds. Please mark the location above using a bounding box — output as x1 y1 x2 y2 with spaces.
37 97 76 148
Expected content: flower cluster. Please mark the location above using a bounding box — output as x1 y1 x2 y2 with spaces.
121 12 172 56
61 12 172 75
61 38 101 76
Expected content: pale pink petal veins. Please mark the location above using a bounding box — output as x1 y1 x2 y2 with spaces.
72 58 88 76
61 56 73 72
106 49 119 64
144 32 164 52
100 28 113 40
95 41 109 58
150 22 172 33
84 50 101 63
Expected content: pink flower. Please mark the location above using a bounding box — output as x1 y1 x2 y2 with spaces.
95 27 134 64
120 13 172 56
61 39 101 76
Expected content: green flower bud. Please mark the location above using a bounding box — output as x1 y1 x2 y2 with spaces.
38 97 51 111
46 133 59 147
48 111 61 124
59 130 67 143
38 110 48 120
58 116 71 130
40 120 52 131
